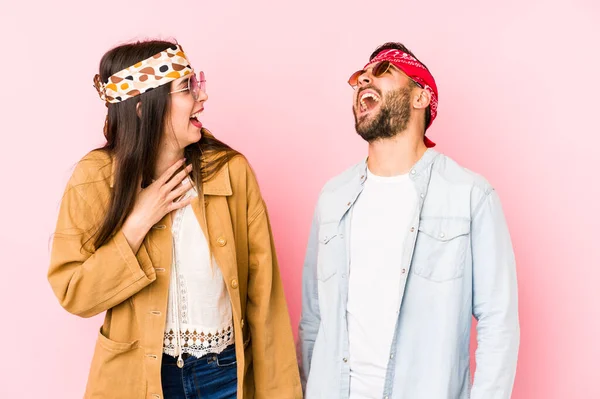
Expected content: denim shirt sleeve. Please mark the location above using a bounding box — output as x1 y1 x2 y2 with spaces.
298 206 321 390
471 189 520 399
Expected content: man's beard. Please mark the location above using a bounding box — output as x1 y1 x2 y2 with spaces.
354 87 412 142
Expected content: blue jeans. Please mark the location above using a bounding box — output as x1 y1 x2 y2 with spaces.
161 345 238 399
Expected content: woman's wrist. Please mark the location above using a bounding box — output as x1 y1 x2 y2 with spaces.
121 214 151 253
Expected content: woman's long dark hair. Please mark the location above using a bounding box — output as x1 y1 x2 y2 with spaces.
92 40 238 249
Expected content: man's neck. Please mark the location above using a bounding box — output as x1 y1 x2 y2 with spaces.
367 132 428 176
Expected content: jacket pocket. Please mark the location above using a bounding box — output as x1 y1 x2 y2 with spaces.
411 218 470 282
84 328 145 399
317 223 339 282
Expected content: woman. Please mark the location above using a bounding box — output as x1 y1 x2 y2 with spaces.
48 40 301 399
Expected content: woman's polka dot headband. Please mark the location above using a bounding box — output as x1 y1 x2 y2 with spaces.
93 44 193 104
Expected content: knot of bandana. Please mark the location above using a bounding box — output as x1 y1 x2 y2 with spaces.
93 74 107 103
365 49 439 131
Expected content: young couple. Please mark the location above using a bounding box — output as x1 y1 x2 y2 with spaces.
49 39 519 399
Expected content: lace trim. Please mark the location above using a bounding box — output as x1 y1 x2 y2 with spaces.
177 273 189 323
163 325 234 358
171 202 189 323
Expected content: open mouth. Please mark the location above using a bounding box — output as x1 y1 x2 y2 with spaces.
190 109 203 128
358 90 381 113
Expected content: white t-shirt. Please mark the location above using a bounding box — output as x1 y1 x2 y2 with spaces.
347 168 417 399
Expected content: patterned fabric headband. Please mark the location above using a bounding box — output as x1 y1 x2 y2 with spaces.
93 44 193 104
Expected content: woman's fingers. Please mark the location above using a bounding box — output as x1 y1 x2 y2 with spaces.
163 164 193 192
156 158 186 186
169 196 193 212
166 179 192 202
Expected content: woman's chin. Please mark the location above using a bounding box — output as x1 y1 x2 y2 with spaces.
186 130 203 146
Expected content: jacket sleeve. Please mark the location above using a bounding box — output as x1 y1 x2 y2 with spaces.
48 173 156 318
244 164 302 399
471 189 520 399
298 205 320 390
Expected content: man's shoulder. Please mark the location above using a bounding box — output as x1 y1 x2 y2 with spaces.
433 152 494 196
319 161 365 195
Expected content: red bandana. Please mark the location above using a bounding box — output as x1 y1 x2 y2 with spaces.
366 49 438 147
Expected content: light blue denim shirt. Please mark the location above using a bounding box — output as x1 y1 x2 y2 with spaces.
299 149 519 399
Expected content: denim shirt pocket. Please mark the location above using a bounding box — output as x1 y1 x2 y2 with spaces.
317 223 339 282
412 218 470 282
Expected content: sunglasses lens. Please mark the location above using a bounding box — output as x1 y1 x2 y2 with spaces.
372 61 390 77
348 70 362 87
198 71 206 93
188 74 199 101
348 61 391 88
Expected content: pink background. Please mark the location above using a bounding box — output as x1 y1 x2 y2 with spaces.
1 0 598 397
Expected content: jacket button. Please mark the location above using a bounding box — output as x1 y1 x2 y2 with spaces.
217 237 227 246
231 279 239 289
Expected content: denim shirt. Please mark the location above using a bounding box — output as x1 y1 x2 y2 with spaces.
299 149 519 399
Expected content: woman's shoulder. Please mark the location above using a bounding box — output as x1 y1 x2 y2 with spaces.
67 149 114 189
226 153 251 173
225 154 267 202
201 150 251 178
228 153 264 185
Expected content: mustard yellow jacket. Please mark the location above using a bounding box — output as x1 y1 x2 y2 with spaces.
48 150 302 399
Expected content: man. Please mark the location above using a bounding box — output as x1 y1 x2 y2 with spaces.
299 42 519 399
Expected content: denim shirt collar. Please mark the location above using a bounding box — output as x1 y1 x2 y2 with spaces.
356 148 439 194
328 149 439 224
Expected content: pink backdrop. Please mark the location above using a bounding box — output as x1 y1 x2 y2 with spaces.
1 0 598 397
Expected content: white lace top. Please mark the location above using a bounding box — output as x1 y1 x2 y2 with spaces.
163 184 234 363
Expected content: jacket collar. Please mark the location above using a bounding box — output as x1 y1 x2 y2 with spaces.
358 148 439 185
109 155 233 196
202 162 233 196
353 148 439 203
